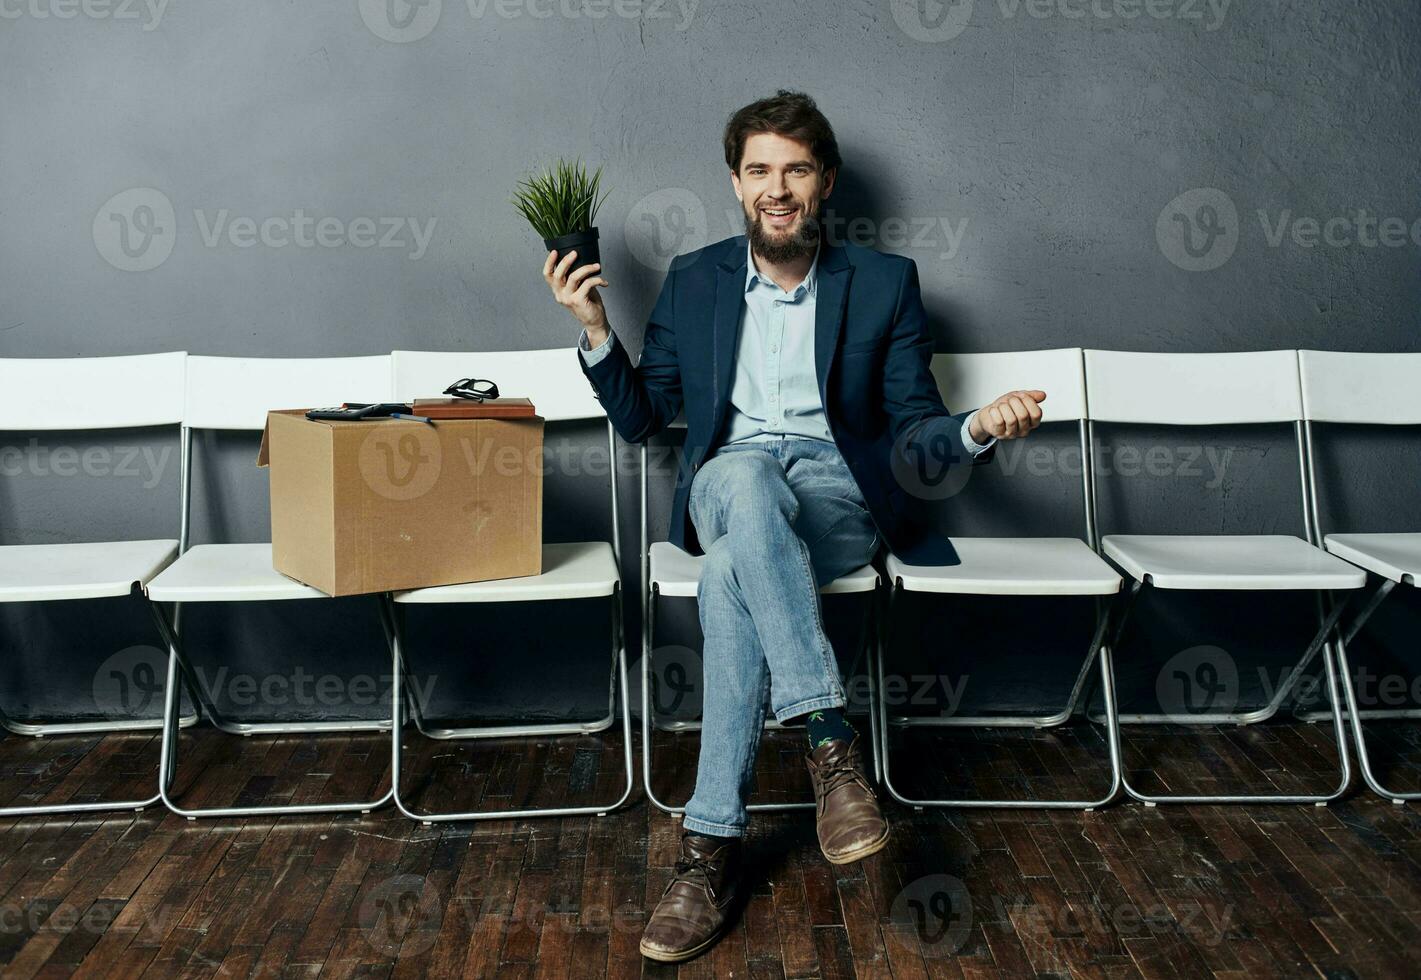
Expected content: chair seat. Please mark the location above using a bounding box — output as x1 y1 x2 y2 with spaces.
145 543 328 602
649 541 878 598
1325 533 1421 586
886 538 1121 596
0 539 178 602
1101 534 1367 591
393 542 618 603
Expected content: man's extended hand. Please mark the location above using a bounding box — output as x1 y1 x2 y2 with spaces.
970 390 1047 442
543 250 610 347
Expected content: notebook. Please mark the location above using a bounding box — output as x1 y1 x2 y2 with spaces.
411 397 538 419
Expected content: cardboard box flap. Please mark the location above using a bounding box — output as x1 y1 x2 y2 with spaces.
258 409 397 467
257 410 314 467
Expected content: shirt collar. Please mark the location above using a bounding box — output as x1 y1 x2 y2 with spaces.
745 239 819 298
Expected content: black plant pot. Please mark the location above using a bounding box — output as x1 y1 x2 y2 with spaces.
543 227 600 275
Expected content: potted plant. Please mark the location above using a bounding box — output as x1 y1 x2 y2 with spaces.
512 159 608 275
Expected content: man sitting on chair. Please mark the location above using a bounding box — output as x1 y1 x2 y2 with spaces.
542 90 1046 964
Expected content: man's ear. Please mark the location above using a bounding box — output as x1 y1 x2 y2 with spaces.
820 166 837 200
730 169 743 202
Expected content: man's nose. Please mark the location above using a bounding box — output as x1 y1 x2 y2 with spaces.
766 175 789 198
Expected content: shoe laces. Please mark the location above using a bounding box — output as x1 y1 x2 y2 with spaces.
673 855 717 881
667 852 722 897
816 756 871 798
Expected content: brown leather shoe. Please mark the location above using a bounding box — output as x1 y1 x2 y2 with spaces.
639 832 741 963
807 736 890 864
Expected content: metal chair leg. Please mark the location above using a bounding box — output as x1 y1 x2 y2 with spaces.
889 591 1108 731
1100 579 1355 806
1291 580 1417 723
863 590 883 786
0 602 200 817
876 582 1124 810
148 601 394 819
387 589 636 824
1314 578 1420 803
1088 583 1329 727
383 593 620 741
0 699 169 816
154 600 391 738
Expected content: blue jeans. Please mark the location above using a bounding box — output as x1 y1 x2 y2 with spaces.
681 438 880 838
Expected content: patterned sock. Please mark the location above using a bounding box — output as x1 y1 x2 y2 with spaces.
803 707 856 751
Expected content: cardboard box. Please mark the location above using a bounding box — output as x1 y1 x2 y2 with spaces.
257 410 543 596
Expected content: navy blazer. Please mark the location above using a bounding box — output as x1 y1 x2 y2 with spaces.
579 235 992 566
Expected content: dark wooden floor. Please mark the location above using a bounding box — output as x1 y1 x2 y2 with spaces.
1 717 1421 978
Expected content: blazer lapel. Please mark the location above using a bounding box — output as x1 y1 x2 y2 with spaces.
710 241 748 436
814 241 853 407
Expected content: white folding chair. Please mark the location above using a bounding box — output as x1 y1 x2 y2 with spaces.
381 349 633 823
1084 349 1366 805
640 427 882 817
877 349 1125 810
1298 349 1421 803
144 355 396 819
0 352 192 816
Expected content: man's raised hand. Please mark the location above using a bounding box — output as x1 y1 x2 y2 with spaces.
543 250 610 346
971 389 1047 442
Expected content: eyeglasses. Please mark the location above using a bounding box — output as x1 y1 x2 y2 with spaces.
443 378 500 401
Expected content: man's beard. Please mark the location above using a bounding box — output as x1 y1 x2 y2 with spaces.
745 205 822 265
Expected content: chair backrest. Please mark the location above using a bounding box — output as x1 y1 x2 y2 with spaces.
930 348 1087 422
1084 349 1302 425
391 348 603 422
0 352 187 431
1298 350 1421 425
184 355 393 431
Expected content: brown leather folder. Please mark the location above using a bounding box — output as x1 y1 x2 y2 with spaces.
411 397 538 419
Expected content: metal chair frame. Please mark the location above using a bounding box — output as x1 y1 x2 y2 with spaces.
877 415 1126 810
148 356 398 819
381 411 635 824
1299 415 1421 804
1085 410 1357 806
0 352 198 817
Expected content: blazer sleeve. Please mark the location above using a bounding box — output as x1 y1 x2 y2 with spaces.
577 268 684 444
880 258 995 468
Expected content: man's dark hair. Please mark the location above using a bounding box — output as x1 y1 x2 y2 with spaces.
723 90 842 174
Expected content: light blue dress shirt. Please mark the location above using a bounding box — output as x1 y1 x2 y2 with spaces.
580 243 993 456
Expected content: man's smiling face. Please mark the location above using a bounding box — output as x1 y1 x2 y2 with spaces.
731 131 836 264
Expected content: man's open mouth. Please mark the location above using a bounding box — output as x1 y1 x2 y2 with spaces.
758 205 800 228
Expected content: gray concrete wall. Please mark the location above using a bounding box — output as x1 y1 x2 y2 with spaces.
2 1 1418 726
